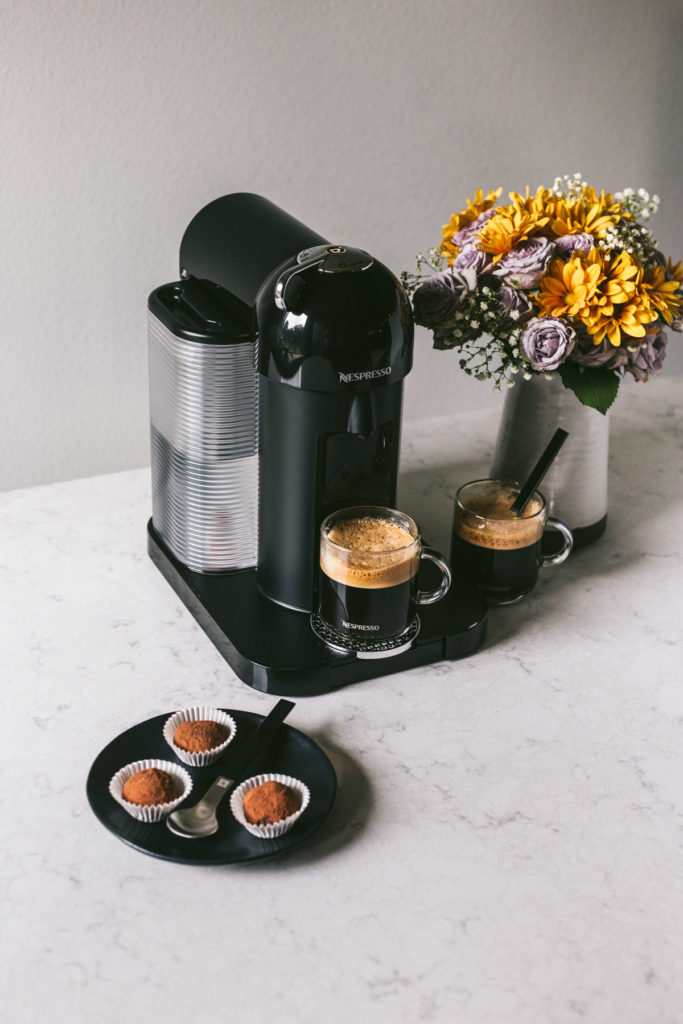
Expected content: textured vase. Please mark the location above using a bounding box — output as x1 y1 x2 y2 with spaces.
490 374 609 548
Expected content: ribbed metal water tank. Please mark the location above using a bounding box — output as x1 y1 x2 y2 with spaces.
148 281 257 572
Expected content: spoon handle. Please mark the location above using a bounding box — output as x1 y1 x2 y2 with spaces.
196 775 234 813
227 699 295 778
510 427 569 515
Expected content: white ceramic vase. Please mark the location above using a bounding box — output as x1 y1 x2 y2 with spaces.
490 374 609 547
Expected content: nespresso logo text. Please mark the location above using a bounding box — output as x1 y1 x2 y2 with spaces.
342 621 380 631
338 367 392 383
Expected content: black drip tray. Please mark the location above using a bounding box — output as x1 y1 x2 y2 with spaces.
147 521 487 697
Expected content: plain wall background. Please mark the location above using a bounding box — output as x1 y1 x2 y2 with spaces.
3 0 682 492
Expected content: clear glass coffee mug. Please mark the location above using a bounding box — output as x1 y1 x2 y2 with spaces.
314 506 452 653
450 479 573 605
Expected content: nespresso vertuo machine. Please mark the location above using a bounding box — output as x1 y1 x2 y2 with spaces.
147 194 486 696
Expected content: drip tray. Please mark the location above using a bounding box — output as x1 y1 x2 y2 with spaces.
148 521 487 697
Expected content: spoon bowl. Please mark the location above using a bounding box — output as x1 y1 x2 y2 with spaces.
166 775 233 839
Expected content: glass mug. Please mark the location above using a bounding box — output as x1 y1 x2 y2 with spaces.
450 479 573 604
317 506 452 649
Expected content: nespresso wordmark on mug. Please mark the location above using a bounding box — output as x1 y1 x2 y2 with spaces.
315 506 451 651
450 479 573 604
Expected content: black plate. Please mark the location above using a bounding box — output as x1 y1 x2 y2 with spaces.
86 709 337 865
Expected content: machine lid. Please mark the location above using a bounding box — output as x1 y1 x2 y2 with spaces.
179 193 329 309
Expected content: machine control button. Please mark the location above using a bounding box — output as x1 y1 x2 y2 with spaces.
319 247 373 273
276 245 373 310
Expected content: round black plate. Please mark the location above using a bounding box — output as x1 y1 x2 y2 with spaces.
86 709 337 865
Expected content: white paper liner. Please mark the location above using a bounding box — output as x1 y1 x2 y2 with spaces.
230 773 310 839
109 759 193 823
163 706 237 766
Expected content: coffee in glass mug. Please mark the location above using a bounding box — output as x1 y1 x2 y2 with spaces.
318 506 451 644
450 480 573 604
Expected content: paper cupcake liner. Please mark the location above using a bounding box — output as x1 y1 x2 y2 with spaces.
109 759 193 823
163 706 237 766
230 773 310 839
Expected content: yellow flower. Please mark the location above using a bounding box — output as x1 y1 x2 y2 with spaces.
641 265 682 324
476 208 548 262
590 250 640 315
509 184 625 237
508 185 554 221
535 254 602 318
579 186 626 218
440 188 502 264
545 197 621 239
586 298 653 346
569 250 650 346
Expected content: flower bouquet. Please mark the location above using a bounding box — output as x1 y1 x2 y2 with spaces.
402 175 681 413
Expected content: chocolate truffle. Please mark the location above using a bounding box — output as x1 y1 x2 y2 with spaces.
173 720 229 753
243 781 300 825
122 767 177 806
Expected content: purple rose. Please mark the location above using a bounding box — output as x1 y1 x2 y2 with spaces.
412 269 476 328
431 327 453 350
521 316 577 371
453 208 498 248
492 236 556 288
453 244 494 276
571 331 628 369
497 284 534 323
628 329 668 382
555 232 594 256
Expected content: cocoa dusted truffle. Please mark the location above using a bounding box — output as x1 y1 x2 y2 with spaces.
243 781 300 825
122 767 178 806
173 720 229 753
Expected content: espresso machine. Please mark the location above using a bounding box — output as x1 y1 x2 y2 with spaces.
147 194 486 696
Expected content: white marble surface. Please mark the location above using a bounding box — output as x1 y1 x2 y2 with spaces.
2 377 682 1024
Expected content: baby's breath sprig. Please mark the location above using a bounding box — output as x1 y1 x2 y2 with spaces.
437 298 530 393
613 187 660 222
454 335 529 393
400 248 445 292
551 173 587 200
598 219 660 265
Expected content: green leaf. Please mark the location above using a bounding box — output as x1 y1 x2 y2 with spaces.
557 363 620 414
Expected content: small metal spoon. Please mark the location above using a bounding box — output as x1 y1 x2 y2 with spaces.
166 776 233 838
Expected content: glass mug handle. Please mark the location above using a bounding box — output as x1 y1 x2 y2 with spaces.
541 517 574 567
416 546 452 605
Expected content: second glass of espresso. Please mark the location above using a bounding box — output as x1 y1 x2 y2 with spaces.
318 506 452 648
450 479 573 604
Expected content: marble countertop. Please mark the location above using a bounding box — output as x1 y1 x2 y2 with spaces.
2 377 682 1023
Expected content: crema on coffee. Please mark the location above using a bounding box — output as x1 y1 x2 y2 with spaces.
321 516 419 589
453 482 544 551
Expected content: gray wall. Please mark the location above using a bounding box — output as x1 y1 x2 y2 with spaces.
3 0 682 491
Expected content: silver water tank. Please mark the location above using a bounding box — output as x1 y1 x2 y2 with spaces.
147 279 257 572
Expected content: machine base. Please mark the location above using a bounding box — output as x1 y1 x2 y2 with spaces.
147 521 487 697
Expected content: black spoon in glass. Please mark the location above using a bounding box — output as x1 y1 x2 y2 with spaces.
510 427 569 516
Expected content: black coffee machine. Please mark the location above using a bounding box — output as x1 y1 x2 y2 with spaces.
147 194 486 696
